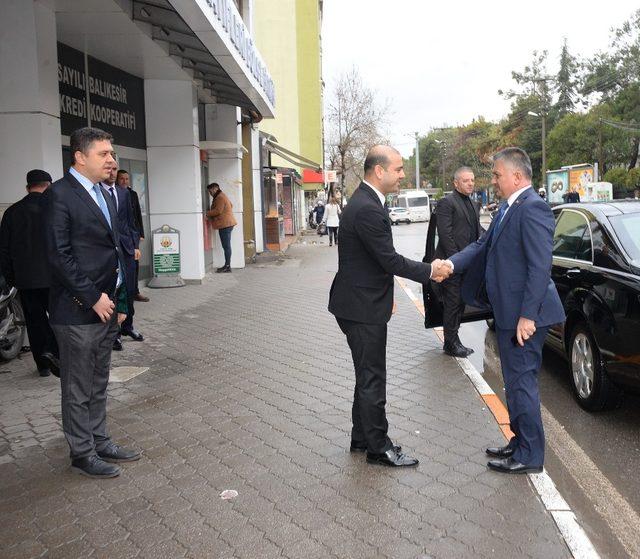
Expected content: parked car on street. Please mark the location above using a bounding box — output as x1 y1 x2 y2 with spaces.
422 200 640 412
389 207 411 225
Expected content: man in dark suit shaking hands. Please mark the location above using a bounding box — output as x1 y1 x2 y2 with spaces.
47 127 141 478
447 148 564 474
329 145 451 468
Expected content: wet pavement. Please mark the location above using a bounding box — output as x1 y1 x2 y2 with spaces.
0 238 570 558
393 219 640 558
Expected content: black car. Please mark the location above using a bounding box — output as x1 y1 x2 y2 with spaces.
422 200 640 412
546 201 640 410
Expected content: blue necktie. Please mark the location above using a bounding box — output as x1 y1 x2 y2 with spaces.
92 184 112 229
493 203 508 234
93 184 123 288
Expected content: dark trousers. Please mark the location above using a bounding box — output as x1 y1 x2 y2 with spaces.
441 275 464 343
328 226 338 245
496 326 549 467
18 288 58 371
134 260 140 295
121 255 136 332
52 314 119 459
219 226 233 267
337 317 392 454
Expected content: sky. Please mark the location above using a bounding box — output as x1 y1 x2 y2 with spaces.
321 0 638 156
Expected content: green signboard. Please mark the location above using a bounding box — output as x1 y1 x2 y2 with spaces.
148 225 185 288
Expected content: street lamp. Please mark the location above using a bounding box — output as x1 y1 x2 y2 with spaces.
528 111 546 190
434 139 447 191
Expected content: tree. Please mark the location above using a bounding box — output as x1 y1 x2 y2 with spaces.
555 38 579 116
603 167 630 198
325 68 389 199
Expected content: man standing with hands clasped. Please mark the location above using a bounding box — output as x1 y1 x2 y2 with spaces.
444 148 564 474
46 127 141 478
328 145 451 468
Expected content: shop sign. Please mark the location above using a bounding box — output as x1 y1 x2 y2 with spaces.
152 225 181 275
325 170 337 183
203 0 275 107
57 42 146 149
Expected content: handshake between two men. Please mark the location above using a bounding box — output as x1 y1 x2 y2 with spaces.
430 259 453 283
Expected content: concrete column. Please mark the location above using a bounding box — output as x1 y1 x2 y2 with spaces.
251 127 264 252
204 104 245 269
0 0 62 208
144 79 205 281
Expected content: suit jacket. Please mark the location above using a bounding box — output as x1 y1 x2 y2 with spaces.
434 191 482 259
45 172 125 325
328 182 431 324
101 184 140 256
449 187 564 330
0 192 50 289
128 187 144 238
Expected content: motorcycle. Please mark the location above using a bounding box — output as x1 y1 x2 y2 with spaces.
0 274 26 361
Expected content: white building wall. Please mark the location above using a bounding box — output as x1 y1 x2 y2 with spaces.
0 0 62 207
251 127 264 253
144 79 205 282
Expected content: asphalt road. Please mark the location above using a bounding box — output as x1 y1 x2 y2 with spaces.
392 219 640 559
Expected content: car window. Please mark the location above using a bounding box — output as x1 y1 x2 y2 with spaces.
553 210 589 260
407 196 429 208
609 213 640 260
575 228 593 262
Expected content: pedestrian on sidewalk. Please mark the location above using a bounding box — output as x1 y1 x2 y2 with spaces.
312 200 325 227
446 147 564 474
0 169 59 377
328 145 451 468
102 163 144 349
206 182 237 273
116 169 149 302
323 196 341 246
46 127 141 478
434 166 482 358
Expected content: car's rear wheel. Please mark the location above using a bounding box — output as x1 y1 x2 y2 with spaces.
569 323 621 411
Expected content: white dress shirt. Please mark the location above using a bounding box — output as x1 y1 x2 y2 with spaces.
363 180 386 206
503 184 532 218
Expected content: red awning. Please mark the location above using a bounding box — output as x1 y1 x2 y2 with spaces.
303 168 324 183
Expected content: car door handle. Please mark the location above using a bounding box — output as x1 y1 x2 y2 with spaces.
565 268 581 277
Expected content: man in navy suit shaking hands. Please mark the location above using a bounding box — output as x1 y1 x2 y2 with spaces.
445 148 565 474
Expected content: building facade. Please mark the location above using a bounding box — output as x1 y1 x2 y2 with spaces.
252 0 324 249
1 0 276 282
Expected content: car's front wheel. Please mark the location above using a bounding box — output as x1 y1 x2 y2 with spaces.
569 323 621 411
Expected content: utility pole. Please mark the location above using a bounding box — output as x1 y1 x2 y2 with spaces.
598 118 603 179
414 131 420 190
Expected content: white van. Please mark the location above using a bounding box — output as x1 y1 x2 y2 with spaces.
395 190 431 222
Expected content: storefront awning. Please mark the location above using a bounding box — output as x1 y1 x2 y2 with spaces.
200 140 248 155
264 138 322 170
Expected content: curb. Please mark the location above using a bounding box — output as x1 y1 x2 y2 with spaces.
395 277 600 559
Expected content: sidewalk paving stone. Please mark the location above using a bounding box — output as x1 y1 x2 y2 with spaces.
0 241 570 558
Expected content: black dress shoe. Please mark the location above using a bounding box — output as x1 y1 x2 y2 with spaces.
97 443 142 463
350 442 402 454
486 445 515 458
121 329 144 341
443 340 473 358
113 337 123 351
216 265 231 273
40 352 60 378
71 455 121 478
38 368 51 377
487 457 542 474
366 447 418 467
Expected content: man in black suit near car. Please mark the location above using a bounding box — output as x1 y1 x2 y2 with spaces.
0 169 59 377
46 127 140 478
102 164 144 350
434 166 482 357
328 145 451 467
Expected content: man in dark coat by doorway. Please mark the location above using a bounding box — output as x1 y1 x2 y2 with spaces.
0 169 59 377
